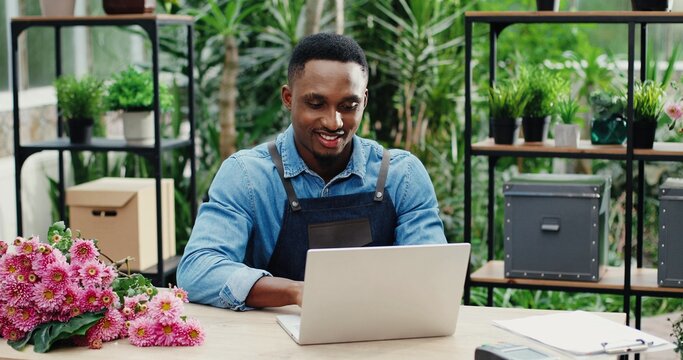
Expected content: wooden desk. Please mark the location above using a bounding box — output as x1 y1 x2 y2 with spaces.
0 304 625 359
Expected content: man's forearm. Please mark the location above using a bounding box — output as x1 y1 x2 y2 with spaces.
245 276 303 308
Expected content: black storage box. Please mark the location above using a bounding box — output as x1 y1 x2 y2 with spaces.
658 178 683 287
503 174 611 282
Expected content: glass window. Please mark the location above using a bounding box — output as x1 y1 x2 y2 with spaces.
0 3 8 91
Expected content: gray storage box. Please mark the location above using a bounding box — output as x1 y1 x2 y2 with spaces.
658 178 683 288
503 174 611 282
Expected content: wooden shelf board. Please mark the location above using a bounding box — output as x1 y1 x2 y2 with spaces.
472 138 626 155
466 11 683 20
631 268 683 294
634 142 683 156
12 14 193 23
470 260 625 290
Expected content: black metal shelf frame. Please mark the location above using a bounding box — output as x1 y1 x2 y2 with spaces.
463 11 683 329
10 15 197 287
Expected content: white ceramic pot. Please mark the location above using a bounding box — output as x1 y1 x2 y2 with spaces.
554 124 580 148
40 0 76 17
122 111 154 145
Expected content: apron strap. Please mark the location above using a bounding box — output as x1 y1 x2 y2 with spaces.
374 148 390 202
268 142 302 211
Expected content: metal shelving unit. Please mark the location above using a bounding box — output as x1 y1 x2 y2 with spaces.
11 14 197 286
464 11 683 328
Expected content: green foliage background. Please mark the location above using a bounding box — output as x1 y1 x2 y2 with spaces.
52 0 683 318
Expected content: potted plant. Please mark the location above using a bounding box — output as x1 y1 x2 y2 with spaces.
589 90 627 145
631 0 673 11
670 314 683 359
633 80 665 149
519 67 564 143
54 75 106 144
489 80 529 145
536 0 560 11
554 96 581 148
105 66 173 145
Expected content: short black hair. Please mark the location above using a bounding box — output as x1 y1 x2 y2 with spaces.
288 33 369 84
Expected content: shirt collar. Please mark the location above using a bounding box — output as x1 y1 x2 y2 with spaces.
277 125 367 180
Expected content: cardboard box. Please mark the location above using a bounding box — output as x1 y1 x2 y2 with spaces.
66 177 175 272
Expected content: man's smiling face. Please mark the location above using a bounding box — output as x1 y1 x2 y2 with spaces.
281 59 368 173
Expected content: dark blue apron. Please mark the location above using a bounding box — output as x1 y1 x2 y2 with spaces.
266 142 397 281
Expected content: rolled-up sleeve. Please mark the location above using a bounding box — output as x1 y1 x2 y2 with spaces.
391 154 447 245
177 156 271 311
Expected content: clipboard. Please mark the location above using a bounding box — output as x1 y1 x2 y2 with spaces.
493 310 671 355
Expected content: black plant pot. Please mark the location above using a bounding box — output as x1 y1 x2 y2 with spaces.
492 118 521 145
536 0 560 11
67 118 94 144
633 121 657 149
522 116 550 142
631 0 672 11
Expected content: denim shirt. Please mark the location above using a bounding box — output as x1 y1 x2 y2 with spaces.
177 126 447 310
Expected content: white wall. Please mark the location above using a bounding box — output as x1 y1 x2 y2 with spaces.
0 152 72 240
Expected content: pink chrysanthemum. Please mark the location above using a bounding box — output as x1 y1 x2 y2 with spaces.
78 260 105 288
99 288 118 309
2 276 33 307
147 292 182 323
153 320 183 346
42 261 71 288
0 241 8 255
170 286 189 303
1 326 26 342
33 282 66 313
100 265 117 288
13 307 41 332
128 317 156 347
0 255 30 277
19 237 41 256
87 309 125 343
69 239 100 264
79 287 102 313
32 246 63 273
178 318 205 346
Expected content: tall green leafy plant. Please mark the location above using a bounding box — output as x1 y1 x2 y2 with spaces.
633 80 665 123
54 76 106 121
519 66 566 119
488 80 529 121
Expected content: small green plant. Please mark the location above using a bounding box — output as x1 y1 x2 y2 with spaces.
106 66 173 112
669 314 683 358
556 97 581 125
489 80 529 122
634 80 665 123
589 90 625 121
519 66 567 118
54 75 106 120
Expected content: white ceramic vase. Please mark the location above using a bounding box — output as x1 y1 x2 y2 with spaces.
40 0 76 17
554 124 580 148
122 111 154 145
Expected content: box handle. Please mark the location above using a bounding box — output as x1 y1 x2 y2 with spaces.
91 210 117 217
541 217 560 232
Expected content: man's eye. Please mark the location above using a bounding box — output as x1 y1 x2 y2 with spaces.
339 102 359 112
307 102 323 109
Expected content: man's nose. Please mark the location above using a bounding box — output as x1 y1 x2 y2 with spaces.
321 110 343 130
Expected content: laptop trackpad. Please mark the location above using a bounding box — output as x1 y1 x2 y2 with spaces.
308 218 372 249
276 315 302 344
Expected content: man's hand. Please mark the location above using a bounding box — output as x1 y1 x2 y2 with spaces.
245 276 303 308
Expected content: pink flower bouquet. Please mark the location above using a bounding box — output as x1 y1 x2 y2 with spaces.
0 222 204 352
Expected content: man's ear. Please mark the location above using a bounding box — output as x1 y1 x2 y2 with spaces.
362 88 369 109
281 85 292 110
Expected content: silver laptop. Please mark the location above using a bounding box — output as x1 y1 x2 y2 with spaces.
276 243 471 345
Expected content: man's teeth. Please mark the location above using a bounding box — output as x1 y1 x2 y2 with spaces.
320 133 339 141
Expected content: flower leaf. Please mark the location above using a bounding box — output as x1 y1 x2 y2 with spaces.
8 311 105 353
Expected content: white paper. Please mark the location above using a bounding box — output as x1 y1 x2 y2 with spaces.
494 310 671 355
